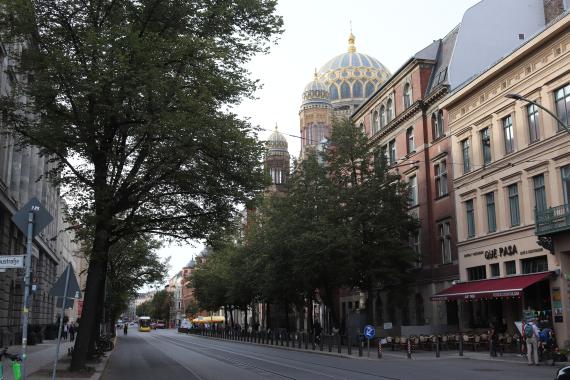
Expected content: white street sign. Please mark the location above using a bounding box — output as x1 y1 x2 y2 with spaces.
0 255 25 268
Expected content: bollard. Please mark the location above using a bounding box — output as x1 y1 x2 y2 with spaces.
347 335 352 355
378 338 382 359
358 337 363 357
459 334 464 357
435 336 440 358
338 335 342 354
407 338 412 359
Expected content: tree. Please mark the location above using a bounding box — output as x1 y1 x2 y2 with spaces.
0 0 282 370
325 118 418 324
185 300 199 319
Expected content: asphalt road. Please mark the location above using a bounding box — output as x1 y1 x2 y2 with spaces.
102 329 560 380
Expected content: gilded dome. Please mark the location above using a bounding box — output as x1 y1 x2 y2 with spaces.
267 126 289 157
301 71 331 109
316 33 391 108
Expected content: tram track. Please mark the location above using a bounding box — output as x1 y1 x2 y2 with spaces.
151 333 402 380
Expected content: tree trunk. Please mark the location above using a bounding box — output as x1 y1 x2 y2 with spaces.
70 219 111 371
87 268 107 356
244 308 248 332
307 298 313 334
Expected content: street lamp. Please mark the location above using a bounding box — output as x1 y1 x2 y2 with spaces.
505 93 570 134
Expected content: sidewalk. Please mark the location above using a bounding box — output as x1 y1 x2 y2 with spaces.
193 333 569 366
1 339 111 380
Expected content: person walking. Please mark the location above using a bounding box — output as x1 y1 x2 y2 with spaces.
123 322 128 336
69 323 75 342
63 322 69 341
525 319 540 365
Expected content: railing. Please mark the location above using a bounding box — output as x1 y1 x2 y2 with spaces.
535 204 570 236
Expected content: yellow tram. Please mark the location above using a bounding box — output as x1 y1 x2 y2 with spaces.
138 316 151 332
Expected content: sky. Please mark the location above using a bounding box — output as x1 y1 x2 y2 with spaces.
157 0 481 281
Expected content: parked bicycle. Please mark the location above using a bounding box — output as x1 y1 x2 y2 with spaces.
1 347 22 380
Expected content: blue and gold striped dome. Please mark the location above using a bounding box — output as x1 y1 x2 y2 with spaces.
301 71 331 109
316 33 391 108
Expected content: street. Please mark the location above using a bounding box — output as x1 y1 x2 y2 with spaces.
102 329 559 380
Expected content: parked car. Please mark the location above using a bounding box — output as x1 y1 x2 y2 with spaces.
155 320 166 329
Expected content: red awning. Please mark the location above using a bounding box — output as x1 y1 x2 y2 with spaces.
431 272 552 301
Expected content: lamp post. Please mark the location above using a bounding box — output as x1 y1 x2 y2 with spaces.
505 93 570 134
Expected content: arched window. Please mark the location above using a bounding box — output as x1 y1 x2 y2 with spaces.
372 111 379 134
379 105 386 128
329 84 339 100
353 81 363 98
365 82 375 97
386 98 393 122
340 82 350 99
403 83 411 108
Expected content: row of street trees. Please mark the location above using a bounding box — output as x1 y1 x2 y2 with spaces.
0 0 283 371
192 119 419 333
136 289 172 322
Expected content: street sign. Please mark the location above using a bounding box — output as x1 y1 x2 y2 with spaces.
0 255 25 268
12 197 53 237
383 322 393 330
364 325 376 339
49 264 81 300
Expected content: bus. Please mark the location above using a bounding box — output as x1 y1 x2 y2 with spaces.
139 316 151 332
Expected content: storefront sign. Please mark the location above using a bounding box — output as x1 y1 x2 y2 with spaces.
484 245 518 260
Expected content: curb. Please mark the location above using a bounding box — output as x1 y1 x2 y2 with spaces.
187 334 567 366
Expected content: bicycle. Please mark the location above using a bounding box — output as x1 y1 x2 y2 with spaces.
97 335 115 352
1 347 22 380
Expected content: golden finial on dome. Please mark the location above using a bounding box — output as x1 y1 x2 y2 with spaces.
348 23 356 53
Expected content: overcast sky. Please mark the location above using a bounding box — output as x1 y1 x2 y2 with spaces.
158 0 481 281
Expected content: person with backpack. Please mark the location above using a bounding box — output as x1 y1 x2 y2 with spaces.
524 319 540 365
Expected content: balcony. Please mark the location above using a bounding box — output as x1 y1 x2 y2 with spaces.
535 204 570 236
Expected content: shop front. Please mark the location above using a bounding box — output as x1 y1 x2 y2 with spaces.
432 233 562 342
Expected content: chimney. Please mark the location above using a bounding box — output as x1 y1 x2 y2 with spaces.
543 0 566 24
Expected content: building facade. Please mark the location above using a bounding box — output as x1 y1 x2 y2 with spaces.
439 12 570 345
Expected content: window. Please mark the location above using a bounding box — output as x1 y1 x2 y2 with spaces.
527 103 540 143
467 265 486 281
521 255 548 274
409 175 418 206
353 81 363 98
466 199 475 238
555 84 570 130
341 82 350 99
379 106 386 128
329 84 339 100
406 127 415 154
481 128 491 165
508 183 520 226
438 221 452 264
461 138 471 174
409 231 421 267
490 263 500 277
486 192 497 233
502 115 515 154
365 82 375 97
403 83 411 108
388 139 396 165
435 161 448 197
505 260 516 275
386 98 393 122
533 174 547 213
562 165 570 205
432 110 444 139
380 145 388 163
372 111 379 134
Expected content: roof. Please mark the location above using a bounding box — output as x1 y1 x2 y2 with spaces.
431 272 552 301
425 24 460 96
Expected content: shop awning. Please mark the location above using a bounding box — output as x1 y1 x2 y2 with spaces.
431 272 553 301
192 316 225 324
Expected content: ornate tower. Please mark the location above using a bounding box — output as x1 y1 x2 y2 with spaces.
299 72 332 156
265 125 290 192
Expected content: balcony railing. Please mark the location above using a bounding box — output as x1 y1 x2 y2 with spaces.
535 204 570 236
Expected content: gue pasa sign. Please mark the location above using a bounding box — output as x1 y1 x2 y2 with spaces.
0 255 25 269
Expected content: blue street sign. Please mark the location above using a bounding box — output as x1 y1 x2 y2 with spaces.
364 324 375 339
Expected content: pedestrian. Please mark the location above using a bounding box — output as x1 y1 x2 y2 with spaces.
524 319 540 365
489 323 498 357
63 322 69 341
314 320 322 345
124 323 128 336
69 323 75 342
